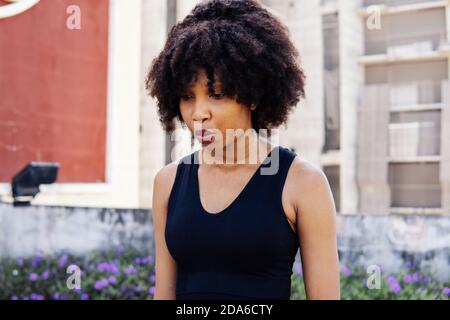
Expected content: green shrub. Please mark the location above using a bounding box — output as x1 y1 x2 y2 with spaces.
1 247 449 300
290 263 450 300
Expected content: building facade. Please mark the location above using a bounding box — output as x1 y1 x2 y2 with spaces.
1 0 449 215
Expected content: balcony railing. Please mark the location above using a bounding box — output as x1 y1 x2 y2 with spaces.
389 122 440 157
365 30 447 56
389 162 441 208
363 0 442 7
389 80 442 106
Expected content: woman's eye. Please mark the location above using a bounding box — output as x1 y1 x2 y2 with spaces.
211 93 225 99
180 95 192 101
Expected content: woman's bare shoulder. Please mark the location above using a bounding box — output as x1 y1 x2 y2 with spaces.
153 159 181 205
285 155 334 214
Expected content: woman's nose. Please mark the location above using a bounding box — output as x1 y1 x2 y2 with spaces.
192 101 210 122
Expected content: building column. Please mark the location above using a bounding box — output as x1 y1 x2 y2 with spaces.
446 2 450 45
357 85 391 214
139 0 169 208
441 80 450 214
338 0 364 214
278 0 325 166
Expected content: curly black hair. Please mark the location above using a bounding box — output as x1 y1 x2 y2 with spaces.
145 0 306 135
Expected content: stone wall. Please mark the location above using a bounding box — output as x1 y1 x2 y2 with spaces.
1 203 448 281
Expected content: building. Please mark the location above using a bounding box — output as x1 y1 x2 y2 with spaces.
1 0 449 215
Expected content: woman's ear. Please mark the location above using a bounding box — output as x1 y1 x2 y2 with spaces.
250 104 256 111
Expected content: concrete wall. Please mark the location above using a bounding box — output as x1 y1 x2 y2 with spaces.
1 202 449 281
0 203 153 258
337 214 450 281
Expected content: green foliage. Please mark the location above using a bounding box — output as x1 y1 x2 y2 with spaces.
0 246 155 300
1 248 449 300
290 264 450 300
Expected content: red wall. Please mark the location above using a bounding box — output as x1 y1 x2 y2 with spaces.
0 0 109 182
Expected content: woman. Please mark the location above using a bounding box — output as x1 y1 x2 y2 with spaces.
146 0 340 300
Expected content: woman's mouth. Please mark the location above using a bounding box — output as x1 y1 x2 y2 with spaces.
196 129 215 146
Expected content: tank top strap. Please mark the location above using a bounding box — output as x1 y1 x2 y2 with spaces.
259 145 298 197
167 151 198 215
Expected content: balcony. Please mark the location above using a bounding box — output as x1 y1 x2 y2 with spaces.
389 80 443 111
363 0 443 7
361 5 448 64
389 162 442 208
363 31 448 62
388 122 440 158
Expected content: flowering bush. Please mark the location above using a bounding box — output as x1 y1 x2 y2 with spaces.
1 247 449 300
291 262 450 300
0 245 155 300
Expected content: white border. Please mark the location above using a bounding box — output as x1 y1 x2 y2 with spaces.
0 0 40 19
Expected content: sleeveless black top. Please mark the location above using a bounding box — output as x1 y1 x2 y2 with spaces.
165 145 299 300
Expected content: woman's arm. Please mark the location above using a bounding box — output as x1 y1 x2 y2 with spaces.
151 162 179 300
290 158 341 300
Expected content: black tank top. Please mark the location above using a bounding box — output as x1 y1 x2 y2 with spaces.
165 145 299 300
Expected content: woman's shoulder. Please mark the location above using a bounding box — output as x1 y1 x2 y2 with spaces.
153 156 186 206
280 145 328 191
153 151 197 203
283 148 327 188
283 151 334 215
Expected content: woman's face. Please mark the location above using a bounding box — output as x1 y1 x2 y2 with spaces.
179 68 255 149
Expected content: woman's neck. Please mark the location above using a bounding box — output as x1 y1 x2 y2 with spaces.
199 132 272 170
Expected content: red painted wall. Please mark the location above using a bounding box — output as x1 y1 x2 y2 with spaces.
0 0 109 182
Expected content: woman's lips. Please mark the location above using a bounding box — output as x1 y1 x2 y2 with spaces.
196 129 215 145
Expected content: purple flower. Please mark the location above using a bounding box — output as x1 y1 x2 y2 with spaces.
116 244 124 255
81 293 89 300
403 274 413 284
94 278 109 290
29 273 39 282
294 264 303 276
58 254 68 268
60 293 69 300
142 255 153 265
423 276 431 286
108 276 117 284
387 276 397 285
41 270 50 280
136 256 153 265
124 265 137 275
148 286 155 295
134 285 143 292
31 255 43 268
389 282 402 294
149 274 156 282
404 260 412 269
53 292 60 300
341 266 351 278
411 272 419 283
97 262 120 274
443 287 450 296
97 262 109 272
15 258 24 267
11 296 18 300
30 294 44 300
